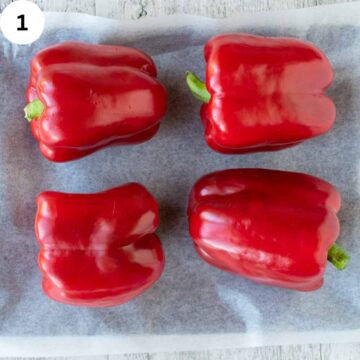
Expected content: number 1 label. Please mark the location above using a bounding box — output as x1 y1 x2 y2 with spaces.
0 1 44 45
17 14 28 31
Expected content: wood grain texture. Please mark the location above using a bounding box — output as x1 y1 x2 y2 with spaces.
109 344 319 360
0 0 357 359
95 0 353 19
0 0 96 13
0 0 355 17
3 345 360 360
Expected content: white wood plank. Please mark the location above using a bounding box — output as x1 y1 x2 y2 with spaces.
1 357 107 360
0 0 355 18
108 344 322 360
1 0 96 14
95 0 133 19
94 0 354 19
321 343 360 360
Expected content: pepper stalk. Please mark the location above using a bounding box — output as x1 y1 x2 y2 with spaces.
328 244 350 270
24 99 44 122
186 71 211 103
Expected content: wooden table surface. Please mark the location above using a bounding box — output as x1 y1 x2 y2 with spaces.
1 0 358 359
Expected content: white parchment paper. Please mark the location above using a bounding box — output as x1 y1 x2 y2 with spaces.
1 2 360 356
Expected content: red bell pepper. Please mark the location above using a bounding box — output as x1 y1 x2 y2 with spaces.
188 169 349 291
186 34 335 153
35 183 164 307
25 42 167 162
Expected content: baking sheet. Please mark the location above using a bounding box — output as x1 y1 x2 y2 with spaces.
1 2 360 356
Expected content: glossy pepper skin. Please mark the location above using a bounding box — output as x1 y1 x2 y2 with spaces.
25 42 167 162
35 183 164 307
188 169 349 291
186 34 336 154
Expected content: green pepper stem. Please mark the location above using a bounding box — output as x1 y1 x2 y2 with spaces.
185 71 211 103
328 244 350 270
24 99 44 122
